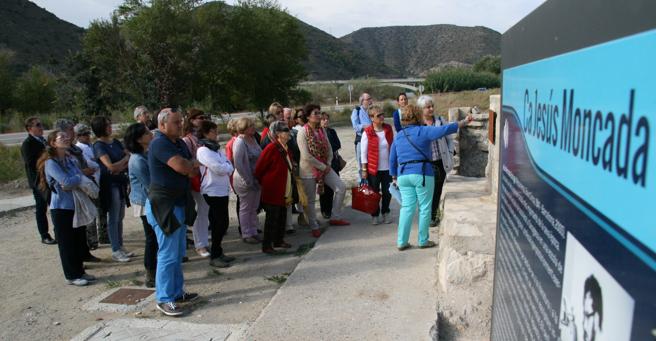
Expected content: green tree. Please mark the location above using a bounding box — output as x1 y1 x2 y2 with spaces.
473 55 501 75
117 0 202 107
0 50 15 116
14 66 57 115
224 0 307 114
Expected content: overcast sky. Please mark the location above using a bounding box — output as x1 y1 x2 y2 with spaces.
31 0 545 37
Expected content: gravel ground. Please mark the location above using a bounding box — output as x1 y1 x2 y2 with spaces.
0 126 359 341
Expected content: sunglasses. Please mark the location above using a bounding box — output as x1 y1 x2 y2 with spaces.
33 122 43 128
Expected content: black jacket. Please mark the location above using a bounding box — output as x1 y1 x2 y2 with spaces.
148 184 196 235
21 134 46 189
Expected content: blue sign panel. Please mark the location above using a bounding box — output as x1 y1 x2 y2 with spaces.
491 2 655 340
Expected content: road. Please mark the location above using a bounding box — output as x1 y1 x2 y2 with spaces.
0 123 127 147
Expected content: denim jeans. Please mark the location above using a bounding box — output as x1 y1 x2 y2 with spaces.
107 185 125 252
146 200 186 303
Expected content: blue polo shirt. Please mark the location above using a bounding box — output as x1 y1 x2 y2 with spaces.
148 134 192 191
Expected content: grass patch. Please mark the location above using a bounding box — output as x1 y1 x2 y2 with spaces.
0 144 24 184
432 88 500 117
294 242 316 257
105 280 123 289
265 272 291 284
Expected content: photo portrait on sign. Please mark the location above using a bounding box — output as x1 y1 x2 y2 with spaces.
559 233 634 341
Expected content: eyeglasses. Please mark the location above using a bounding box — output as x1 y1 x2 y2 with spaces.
33 122 43 128
311 111 322 116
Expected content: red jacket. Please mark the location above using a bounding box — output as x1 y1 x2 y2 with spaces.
254 141 292 207
364 123 394 176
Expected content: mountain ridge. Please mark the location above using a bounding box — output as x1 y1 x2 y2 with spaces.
0 0 500 80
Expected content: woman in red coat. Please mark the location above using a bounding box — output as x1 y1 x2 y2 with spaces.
254 121 294 254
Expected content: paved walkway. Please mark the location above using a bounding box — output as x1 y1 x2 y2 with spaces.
0 194 34 215
243 203 439 341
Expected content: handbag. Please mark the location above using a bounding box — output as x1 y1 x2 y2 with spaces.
351 184 382 215
336 152 347 171
190 166 208 192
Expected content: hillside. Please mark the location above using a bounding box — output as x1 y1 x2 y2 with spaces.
0 1 499 79
340 25 500 77
295 20 398 80
0 0 84 73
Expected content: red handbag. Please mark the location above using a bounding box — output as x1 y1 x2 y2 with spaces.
351 184 382 215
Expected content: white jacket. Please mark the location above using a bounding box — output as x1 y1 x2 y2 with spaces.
197 146 234 197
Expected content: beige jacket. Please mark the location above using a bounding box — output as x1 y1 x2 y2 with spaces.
296 125 333 179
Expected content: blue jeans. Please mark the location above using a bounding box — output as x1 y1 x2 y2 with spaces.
108 185 125 252
397 174 435 247
146 200 185 303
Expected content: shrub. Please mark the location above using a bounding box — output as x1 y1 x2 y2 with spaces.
0 144 24 184
424 68 500 93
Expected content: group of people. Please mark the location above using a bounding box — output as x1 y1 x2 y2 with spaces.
20 92 471 316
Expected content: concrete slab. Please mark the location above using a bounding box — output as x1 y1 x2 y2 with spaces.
71 318 245 341
243 205 438 341
0 195 34 216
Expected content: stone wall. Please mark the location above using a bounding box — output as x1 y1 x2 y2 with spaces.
448 107 490 177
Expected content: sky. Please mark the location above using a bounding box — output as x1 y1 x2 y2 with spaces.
30 0 546 37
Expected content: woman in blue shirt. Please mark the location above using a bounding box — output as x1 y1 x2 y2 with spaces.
125 123 157 287
389 104 471 250
39 130 97 286
91 116 132 263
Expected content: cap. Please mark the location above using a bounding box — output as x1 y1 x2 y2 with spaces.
74 123 91 136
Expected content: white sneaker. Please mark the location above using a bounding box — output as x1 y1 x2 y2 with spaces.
112 251 131 263
196 248 210 258
120 247 135 257
382 214 393 224
66 278 89 286
372 216 380 225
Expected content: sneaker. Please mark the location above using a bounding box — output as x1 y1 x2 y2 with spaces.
156 302 184 317
419 240 437 249
41 235 57 245
210 258 231 268
285 226 296 235
175 292 199 303
81 273 97 282
321 212 331 219
382 214 393 224
112 251 131 263
329 219 350 226
120 247 135 257
196 248 210 258
430 219 439 227
311 229 322 238
219 254 236 263
243 236 261 244
372 216 380 225
397 244 412 251
66 278 89 286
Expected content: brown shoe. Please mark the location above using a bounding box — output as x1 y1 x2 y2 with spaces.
274 241 292 249
262 247 279 254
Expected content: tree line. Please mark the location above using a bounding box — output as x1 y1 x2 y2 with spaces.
0 0 307 122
